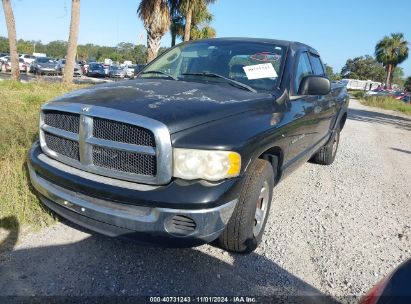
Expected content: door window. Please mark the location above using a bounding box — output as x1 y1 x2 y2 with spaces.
294 52 312 94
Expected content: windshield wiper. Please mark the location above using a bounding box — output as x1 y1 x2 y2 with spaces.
181 72 256 93
140 70 177 80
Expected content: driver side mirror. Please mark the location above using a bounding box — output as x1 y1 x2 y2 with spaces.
298 75 331 96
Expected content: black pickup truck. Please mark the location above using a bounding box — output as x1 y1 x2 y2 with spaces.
28 38 348 253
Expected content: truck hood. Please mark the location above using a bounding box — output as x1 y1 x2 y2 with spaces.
51 79 273 133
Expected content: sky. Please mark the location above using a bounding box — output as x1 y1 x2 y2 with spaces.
0 0 410 76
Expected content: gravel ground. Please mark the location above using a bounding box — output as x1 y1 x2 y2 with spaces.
1 99 410 302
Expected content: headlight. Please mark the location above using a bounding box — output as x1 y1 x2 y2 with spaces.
173 148 241 181
37 64 42 68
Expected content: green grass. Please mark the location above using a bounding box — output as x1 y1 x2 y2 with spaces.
0 80 86 230
348 90 366 99
360 96 411 115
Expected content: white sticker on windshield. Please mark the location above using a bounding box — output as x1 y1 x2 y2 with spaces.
243 63 277 80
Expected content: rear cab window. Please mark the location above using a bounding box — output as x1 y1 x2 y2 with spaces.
310 54 325 76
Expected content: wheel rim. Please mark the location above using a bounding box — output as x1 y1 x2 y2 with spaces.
332 132 340 157
254 180 269 237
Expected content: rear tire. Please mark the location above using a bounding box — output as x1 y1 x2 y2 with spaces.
312 126 340 165
218 159 274 253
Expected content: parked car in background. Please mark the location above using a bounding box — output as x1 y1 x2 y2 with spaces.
365 88 410 103
56 59 65 74
73 62 82 77
360 259 411 304
77 60 87 75
393 91 410 103
5 58 27 72
20 54 36 65
33 52 47 58
398 94 410 103
102 64 110 77
109 65 126 78
0 55 10 64
28 61 35 73
87 63 106 78
32 57 58 75
0 53 9 63
56 59 82 77
124 64 136 78
400 94 410 103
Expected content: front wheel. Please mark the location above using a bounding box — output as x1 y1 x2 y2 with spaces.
312 126 340 165
218 158 274 253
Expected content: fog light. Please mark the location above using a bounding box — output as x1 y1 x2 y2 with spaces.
165 215 197 237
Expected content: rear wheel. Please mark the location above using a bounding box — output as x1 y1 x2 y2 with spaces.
312 126 340 165
218 158 274 253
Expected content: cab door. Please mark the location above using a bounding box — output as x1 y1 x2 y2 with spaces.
309 54 336 142
282 51 320 166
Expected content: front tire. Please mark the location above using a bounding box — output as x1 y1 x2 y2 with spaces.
312 126 340 165
218 159 274 253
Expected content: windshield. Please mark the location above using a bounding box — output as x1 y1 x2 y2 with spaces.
37 57 56 64
91 64 103 69
140 40 286 91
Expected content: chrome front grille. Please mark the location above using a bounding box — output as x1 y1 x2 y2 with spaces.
44 132 80 161
92 146 156 176
39 103 172 185
44 111 80 134
93 117 155 147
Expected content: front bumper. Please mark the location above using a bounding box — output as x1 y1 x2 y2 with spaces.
111 74 125 78
38 68 57 73
88 72 105 77
28 143 240 246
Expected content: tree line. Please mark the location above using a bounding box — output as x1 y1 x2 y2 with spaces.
1 0 217 83
337 33 409 89
339 55 406 86
1 0 409 89
0 37 169 64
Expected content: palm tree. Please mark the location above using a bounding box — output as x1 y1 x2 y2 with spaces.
179 0 216 42
63 0 81 84
190 24 216 40
188 8 215 40
168 0 182 46
375 33 409 89
2 0 19 80
172 1 216 42
138 0 171 62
